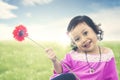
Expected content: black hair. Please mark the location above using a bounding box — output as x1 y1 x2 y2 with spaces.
67 15 103 51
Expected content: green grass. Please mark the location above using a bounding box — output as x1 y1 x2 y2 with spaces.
0 40 120 80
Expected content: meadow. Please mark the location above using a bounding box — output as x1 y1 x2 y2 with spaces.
0 40 120 80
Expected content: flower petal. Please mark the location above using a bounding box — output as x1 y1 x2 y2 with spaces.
13 25 28 41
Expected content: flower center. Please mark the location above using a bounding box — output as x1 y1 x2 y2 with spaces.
19 30 24 36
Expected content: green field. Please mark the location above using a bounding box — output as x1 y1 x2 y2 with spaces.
0 40 120 80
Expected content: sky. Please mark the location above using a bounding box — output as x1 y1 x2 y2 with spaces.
0 0 120 44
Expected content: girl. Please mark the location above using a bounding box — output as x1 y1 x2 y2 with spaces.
45 15 119 80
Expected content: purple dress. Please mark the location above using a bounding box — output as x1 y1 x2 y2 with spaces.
50 50 119 80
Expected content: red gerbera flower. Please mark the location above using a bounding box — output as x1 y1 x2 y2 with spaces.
13 25 28 41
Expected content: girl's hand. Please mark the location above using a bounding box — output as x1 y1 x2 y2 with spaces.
45 48 62 73
45 48 57 62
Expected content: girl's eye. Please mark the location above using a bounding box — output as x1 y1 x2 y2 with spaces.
83 31 88 36
74 37 80 42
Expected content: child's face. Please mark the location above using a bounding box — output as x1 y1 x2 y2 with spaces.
69 22 98 52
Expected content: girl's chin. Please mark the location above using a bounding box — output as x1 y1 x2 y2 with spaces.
81 47 94 52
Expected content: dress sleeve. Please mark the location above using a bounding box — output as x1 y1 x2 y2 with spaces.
50 53 73 80
61 53 73 73
103 57 119 80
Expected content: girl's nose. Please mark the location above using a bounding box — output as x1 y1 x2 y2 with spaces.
81 37 86 44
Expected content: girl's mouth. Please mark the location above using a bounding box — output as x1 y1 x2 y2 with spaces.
82 40 92 48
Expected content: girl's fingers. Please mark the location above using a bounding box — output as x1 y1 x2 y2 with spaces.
45 48 56 60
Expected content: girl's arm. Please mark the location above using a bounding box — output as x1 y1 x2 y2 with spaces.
45 48 62 74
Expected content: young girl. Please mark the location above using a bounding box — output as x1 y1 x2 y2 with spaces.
45 15 119 80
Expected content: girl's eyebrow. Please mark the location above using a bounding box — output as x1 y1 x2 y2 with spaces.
81 28 86 33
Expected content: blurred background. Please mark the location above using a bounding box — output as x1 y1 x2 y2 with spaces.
0 0 120 80
0 0 120 42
